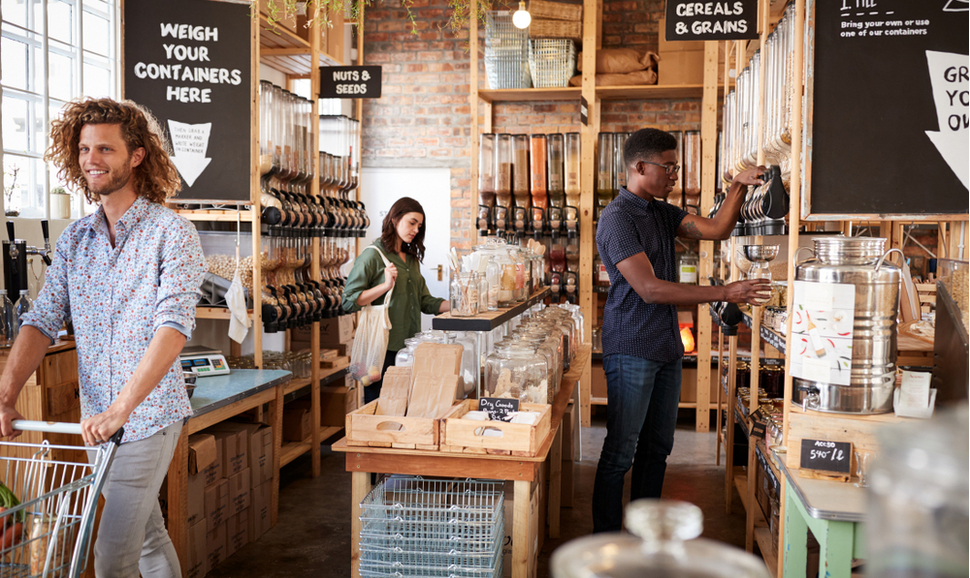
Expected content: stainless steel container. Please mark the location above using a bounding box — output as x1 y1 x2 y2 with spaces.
793 237 901 414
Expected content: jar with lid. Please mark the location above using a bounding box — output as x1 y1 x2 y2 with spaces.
678 249 699 284
395 337 422 367
551 500 770 578
509 248 528 303
484 341 549 403
512 334 556 403
450 271 481 317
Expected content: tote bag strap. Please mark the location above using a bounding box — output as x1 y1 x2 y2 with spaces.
362 245 395 305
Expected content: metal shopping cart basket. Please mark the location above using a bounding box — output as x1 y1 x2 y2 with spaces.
0 421 122 578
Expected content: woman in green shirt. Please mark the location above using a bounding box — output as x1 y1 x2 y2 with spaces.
342 197 449 403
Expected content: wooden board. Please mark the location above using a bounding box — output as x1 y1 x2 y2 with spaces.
376 367 410 417
785 409 907 478
346 400 439 450
405 372 459 419
410 343 462 388
898 320 935 347
440 400 552 457
322 355 350 369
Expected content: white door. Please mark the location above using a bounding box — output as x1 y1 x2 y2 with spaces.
359 167 451 332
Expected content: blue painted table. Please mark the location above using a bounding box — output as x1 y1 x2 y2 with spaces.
776 452 866 578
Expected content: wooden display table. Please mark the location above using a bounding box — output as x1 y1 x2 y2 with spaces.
166 369 292 577
777 451 866 578
334 345 589 578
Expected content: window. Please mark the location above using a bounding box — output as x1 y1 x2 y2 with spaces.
2 0 118 219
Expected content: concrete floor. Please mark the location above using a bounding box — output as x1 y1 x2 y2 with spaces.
207 409 748 577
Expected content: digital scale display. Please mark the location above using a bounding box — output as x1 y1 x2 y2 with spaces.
179 347 230 376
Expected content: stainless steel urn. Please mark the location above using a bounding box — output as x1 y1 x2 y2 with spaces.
793 237 901 414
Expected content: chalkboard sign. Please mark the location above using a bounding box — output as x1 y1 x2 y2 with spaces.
124 0 252 202
799 439 852 475
808 0 968 216
750 408 767 439
319 66 383 99
664 0 759 42
479 397 519 422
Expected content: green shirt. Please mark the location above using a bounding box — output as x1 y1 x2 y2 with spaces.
341 240 445 352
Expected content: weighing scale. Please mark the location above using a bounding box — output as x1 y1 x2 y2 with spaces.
179 346 230 376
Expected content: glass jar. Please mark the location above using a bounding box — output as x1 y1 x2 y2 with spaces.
450 271 481 317
678 250 699 284
395 337 421 367
484 342 548 403
448 331 480 398
594 254 610 287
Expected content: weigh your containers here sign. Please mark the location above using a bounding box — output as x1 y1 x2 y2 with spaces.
124 0 251 202
319 66 383 99
664 0 759 41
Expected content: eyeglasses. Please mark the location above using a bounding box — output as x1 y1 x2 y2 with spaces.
641 161 681 176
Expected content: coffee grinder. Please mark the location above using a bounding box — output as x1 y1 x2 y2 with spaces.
4 220 52 302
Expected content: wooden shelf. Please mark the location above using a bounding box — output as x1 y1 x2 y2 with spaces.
280 439 313 467
283 377 313 396
754 527 779 578
173 209 255 222
319 425 343 442
196 307 254 320
740 310 787 354
258 15 343 75
432 288 550 332
591 396 607 406
734 473 750 512
596 84 705 100
477 87 582 103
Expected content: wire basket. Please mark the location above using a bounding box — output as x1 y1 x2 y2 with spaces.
360 535 502 572
485 11 532 89
528 39 577 88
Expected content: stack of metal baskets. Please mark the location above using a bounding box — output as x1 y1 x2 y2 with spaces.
485 11 532 89
359 476 505 577
528 39 577 88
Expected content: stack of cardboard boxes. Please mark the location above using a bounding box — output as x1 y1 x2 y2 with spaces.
175 422 274 578
292 315 359 427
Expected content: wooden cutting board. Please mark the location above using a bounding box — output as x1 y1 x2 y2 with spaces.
406 371 459 419
376 366 411 416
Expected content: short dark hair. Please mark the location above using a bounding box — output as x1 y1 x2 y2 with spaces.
623 128 678 168
380 196 427 263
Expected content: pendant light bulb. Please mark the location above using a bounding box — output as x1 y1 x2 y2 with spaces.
512 1 531 28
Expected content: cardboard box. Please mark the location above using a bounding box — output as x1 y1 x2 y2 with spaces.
220 421 274 489
207 424 250 477
205 479 230 528
188 471 206 526
186 518 208 578
320 385 355 427
249 480 273 542
206 521 227 571
292 315 355 345
591 362 607 399
226 508 250 558
227 468 252 516
202 439 223 487
188 433 217 475
258 0 298 34
283 403 312 442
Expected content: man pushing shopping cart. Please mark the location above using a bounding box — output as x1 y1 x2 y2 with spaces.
0 97 205 578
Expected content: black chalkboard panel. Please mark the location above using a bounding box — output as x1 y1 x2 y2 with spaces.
479 397 519 422
799 438 852 474
809 0 968 216
665 0 759 42
124 0 252 202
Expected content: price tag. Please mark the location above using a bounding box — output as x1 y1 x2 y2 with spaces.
799 438 852 475
750 408 767 439
478 397 519 422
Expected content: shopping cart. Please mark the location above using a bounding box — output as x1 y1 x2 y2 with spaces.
0 421 122 578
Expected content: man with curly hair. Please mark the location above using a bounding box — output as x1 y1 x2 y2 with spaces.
0 98 205 577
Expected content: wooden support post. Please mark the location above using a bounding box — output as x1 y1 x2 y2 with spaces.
579 0 598 428
470 0 480 248
351 471 371 578
512 479 531 578
715 326 724 466
251 9 263 368
549 426 562 539
309 2 322 480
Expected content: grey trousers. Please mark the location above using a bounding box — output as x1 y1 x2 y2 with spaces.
90 421 182 578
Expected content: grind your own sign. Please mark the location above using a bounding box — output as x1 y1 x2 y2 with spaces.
124 0 251 202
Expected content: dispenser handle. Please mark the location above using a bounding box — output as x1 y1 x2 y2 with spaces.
875 248 904 273
794 246 814 267
41 220 49 243
6 221 15 243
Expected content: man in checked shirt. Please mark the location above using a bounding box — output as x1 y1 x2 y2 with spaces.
0 98 205 576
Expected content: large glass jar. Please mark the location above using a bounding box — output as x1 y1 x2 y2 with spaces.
484 342 549 403
508 248 528 303
450 271 481 317
446 331 480 398
395 337 421 367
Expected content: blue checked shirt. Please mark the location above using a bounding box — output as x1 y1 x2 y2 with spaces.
596 188 688 363
22 196 205 442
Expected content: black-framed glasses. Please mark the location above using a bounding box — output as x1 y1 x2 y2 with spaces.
641 161 681 175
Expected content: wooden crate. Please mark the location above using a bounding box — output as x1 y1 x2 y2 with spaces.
785 408 907 480
345 400 441 450
440 400 551 457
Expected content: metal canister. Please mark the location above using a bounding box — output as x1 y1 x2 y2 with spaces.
793 237 901 414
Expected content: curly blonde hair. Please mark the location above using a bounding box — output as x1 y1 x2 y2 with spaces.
44 98 181 204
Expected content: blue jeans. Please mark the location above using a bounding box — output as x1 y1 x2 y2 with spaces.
592 354 682 533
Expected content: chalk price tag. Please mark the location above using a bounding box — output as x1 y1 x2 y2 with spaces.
478 397 519 422
799 439 852 474
319 66 382 99
749 408 767 439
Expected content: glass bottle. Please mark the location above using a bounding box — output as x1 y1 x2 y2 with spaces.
613 132 630 198
15 293 32 334
512 134 530 213
547 134 565 209
564 133 581 210
595 132 614 220
0 290 14 346
478 134 496 232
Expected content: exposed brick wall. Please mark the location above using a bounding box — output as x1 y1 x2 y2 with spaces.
362 0 701 249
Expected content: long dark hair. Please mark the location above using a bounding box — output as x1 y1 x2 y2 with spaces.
380 197 427 263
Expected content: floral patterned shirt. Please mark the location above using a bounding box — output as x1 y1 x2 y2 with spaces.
22 196 205 443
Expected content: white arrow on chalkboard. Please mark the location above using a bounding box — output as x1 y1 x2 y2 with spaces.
167 120 213 188
924 50 969 190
